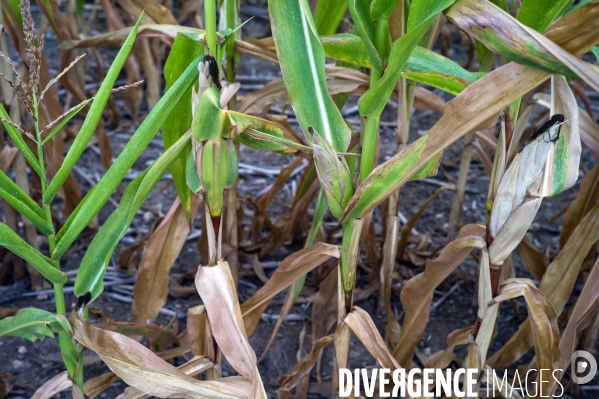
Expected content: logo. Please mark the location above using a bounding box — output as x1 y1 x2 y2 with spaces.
570 350 597 385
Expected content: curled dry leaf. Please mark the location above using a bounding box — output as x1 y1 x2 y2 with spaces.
241 242 340 334
69 313 250 398
556 257 599 382
195 260 267 398
560 163 599 247
488 278 559 393
84 372 120 399
116 356 215 399
488 179 599 369
393 224 485 366
426 326 473 369
578 108 599 160
30 371 71 399
132 198 195 323
345 307 401 370
277 335 334 398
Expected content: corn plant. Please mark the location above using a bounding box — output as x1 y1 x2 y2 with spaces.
1 0 599 397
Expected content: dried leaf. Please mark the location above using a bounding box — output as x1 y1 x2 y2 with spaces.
195 260 266 397
69 313 250 398
31 371 71 399
393 224 485 366
241 243 340 334
132 198 194 322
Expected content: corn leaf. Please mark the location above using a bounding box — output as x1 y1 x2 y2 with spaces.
393 224 486 366
74 132 192 300
162 33 204 221
313 0 346 35
517 0 574 32
0 308 70 342
358 0 455 117
131 198 194 322
195 260 267 396
269 0 351 152
228 111 307 154
0 223 66 284
54 56 202 261
0 170 54 235
347 0 383 74
370 0 400 20
341 2 599 221
321 36 484 94
69 313 250 398
489 278 560 393
43 15 142 205
488 201 599 368
447 0 599 91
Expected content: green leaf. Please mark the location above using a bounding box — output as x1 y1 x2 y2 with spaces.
347 0 383 74
321 34 372 68
0 103 43 177
407 0 455 32
410 152 441 180
370 0 400 20
193 88 230 142
269 0 351 152
342 135 430 220
592 46 599 62
43 15 142 205
402 46 485 94
74 132 193 301
320 36 484 94
314 0 347 35
0 223 66 284
163 33 205 221
0 170 54 235
517 0 574 32
358 16 434 116
0 308 71 342
227 111 308 154
53 56 202 261
186 150 203 193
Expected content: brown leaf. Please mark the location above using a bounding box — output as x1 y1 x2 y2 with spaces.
0 144 17 172
556 257 599 380
579 107 599 160
560 162 599 247
488 201 599 368
30 371 71 399
342 2 599 221
69 313 250 398
489 278 560 393
84 372 120 399
195 260 267 397
240 243 340 334
345 307 401 370
426 326 473 369
132 198 194 323
277 335 334 398
517 235 549 281
0 372 11 399
393 224 486 366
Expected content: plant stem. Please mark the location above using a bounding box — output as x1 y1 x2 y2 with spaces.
340 218 365 314
359 19 388 183
34 94 83 389
204 0 217 58
225 0 237 83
